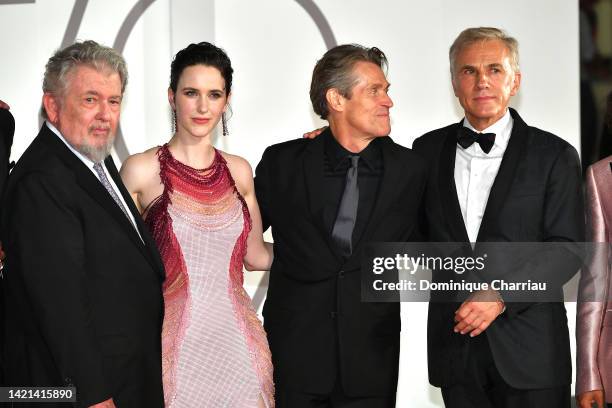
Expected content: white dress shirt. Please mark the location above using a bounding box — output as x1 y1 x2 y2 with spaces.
454 109 513 242
46 122 142 239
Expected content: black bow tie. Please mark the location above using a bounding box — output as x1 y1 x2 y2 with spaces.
456 127 496 154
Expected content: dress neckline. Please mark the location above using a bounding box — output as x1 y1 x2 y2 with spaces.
161 143 224 174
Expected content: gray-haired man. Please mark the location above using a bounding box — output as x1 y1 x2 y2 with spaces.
413 27 583 408
256 44 427 407
1 41 165 407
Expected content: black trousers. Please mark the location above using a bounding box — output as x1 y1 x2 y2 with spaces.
275 312 396 408
441 334 570 408
275 381 395 408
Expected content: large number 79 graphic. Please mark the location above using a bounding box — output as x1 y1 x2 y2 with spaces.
0 0 157 159
2 0 335 163
59 0 157 160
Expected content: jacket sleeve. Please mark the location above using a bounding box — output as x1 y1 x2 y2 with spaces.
8 172 111 406
254 147 273 232
0 108 14 205
575 165 607 395
501 144 585 316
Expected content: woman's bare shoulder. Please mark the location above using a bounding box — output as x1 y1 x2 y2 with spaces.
219 150 254 193
120 146 162 189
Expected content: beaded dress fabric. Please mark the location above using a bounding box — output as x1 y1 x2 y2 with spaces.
144 144 274 407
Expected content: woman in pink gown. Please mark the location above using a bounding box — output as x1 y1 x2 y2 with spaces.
121 42 274 407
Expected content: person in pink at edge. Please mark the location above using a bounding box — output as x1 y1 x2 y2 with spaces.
576 153 612 408
120 42 274 407
576 92 612 408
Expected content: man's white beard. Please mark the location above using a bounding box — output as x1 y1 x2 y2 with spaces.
78 134 116 163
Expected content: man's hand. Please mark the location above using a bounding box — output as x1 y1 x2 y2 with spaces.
577 390 605 408
303 126 327 139
0 99 10 110
454 289 504 337
89 398 116 408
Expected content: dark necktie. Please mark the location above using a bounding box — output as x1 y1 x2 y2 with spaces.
93 162 132 222
331 155 360 258
456 127 496 154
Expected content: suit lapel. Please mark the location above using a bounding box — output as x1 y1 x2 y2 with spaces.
302 129 343 261
343 137 413 269
440 122 470 243
105 156 165 279
354 137 402 248
41 126 162 277
72 159 145 251
476 108 528 242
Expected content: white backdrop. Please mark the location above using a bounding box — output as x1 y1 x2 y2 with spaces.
0 1 580 406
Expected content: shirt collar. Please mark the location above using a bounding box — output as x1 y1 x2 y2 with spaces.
462 109 513 154
324 130 381 171
46 121 97 170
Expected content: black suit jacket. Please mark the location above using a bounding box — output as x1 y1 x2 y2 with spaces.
0 108 14 384
255 130 427 396
1 124 165 407
412 108 585 390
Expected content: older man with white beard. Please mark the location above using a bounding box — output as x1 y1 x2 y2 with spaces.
1 41 165 408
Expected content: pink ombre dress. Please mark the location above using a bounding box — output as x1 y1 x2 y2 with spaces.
144 144 274 407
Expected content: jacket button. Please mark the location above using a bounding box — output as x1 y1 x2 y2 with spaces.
339 270 345 278
330 311 337 319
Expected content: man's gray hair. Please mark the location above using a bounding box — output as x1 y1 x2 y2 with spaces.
41 40 128 119
310 44 388 120
449 27 520 78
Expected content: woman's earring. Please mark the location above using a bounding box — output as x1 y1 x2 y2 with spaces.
222 112 228 136
172 110 177 134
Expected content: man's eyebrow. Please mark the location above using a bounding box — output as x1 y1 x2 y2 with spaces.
459 64 475 70
370 82 391 89
81 90 122 100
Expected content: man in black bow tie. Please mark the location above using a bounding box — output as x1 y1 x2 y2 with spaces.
412 27 584 407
